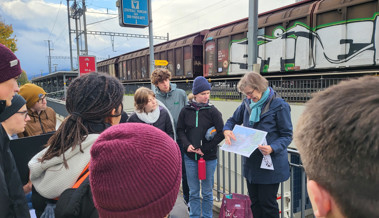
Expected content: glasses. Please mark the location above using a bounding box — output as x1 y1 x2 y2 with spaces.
110 103 124 117
244 88 256 96
15 111 29 119
37 94 46 103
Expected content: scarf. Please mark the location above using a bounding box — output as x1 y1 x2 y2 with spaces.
136 106 160 124
249 87 270 124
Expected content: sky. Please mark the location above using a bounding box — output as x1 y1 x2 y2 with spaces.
0 0 295 79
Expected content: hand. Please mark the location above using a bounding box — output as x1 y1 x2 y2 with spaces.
258 144 273 156
223 130 236 145
23 180 32 194
194 148 204 156
187 145 197 153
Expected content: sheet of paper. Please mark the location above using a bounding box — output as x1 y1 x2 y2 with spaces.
260 138 274 170
220 125 267 157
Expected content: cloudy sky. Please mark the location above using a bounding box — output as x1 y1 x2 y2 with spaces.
0 0 295 79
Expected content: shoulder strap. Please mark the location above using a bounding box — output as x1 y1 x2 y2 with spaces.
72 163 90 189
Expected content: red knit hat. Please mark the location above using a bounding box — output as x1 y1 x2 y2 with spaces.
90 123 182 218
0 43 22 83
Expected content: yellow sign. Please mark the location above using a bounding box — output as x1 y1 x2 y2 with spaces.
155 60 168 66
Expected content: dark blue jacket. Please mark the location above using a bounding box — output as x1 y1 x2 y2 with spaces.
223 87 292 184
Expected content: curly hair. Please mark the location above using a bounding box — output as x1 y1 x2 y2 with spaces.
150 68 172 85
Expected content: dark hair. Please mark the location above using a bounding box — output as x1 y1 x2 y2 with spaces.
40 72 124 167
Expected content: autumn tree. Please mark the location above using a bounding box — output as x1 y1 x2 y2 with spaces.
0 20 17 52
18 70 29 86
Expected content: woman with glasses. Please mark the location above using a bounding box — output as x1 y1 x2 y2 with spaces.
223 72 293 218
127 87 174 139
28 72 124 217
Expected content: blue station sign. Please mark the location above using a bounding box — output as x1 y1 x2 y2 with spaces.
118 0 149 28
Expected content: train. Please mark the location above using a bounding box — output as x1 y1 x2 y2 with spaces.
97 0 379 82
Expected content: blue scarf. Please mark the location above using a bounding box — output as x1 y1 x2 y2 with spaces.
249 87 270 124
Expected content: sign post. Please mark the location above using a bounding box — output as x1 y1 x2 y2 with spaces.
78 56 97 76
118 0 149 28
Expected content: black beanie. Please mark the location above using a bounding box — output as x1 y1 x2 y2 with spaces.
0 94 26 122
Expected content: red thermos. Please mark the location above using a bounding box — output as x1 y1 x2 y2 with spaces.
198 157 206 180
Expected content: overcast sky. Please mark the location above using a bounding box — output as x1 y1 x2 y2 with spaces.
0 0 295 79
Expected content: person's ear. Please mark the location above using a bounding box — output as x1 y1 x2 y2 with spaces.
307 180 332 217
104 108 117 125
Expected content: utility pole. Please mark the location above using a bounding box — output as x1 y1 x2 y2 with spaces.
46 40 54 74
67 0 74 70
247 0 258 71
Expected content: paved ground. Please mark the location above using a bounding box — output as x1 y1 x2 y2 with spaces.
170 193 219 218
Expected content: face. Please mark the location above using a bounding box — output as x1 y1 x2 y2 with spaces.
194 90 210 104
243 87 263 103
30 94 47 113
144 95 157 113
157 79 170 93
0 77 20 106
2 105 30 135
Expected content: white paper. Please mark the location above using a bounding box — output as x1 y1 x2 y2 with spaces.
260 139 274 170
220 125 267 157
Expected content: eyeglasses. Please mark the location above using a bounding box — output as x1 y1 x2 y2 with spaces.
37 95 46 103
244 88 256 96
15 111 29 119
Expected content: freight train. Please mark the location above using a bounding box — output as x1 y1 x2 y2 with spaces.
97 0 379 82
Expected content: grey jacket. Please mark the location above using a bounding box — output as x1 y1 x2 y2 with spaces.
155 83 187 129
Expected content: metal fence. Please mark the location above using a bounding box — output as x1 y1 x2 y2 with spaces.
123 77 350 103
215 147 312 218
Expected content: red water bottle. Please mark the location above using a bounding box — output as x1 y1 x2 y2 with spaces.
198 157 206 180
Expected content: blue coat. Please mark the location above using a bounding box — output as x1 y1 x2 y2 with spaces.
223 87 292 184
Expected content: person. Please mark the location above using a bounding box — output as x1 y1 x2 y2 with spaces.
89 123 182 218
223 72 292 218
28 72 124 217
0 43 30 217
177 76 224 218
127 87 174 139
150 68 190 204
0 94 33 205
18 83 56 137
294 76 379 218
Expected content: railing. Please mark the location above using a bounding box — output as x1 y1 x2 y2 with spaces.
123 77 352 103
215 147 312 218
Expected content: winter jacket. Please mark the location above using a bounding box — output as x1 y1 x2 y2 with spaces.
0 125 30 218
177 102 224 160
223 87 293 184
155 83 187 129
128 106 174 139
18 106 56 137
29 134 99 216
55 177 98 218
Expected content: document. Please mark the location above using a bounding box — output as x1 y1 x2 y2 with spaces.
220 125 267 157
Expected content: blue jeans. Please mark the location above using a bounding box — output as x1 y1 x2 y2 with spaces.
184 154 217 218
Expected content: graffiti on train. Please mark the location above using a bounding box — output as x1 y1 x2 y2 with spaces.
228 14 379 74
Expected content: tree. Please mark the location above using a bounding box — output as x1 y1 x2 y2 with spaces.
0 20 17 52
18 70 29 86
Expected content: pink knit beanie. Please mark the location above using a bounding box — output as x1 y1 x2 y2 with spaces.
89 123 182 218
0 43 22 83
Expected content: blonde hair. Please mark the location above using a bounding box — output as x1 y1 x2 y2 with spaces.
134 87 155 113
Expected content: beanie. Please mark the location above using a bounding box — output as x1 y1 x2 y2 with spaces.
0 94 26 122
0 43 22 83
18 83 46 109
192 76 211 95
90 123 182 218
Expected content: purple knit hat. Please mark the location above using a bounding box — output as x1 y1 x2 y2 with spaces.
90 123 182 218
0 43 22 83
